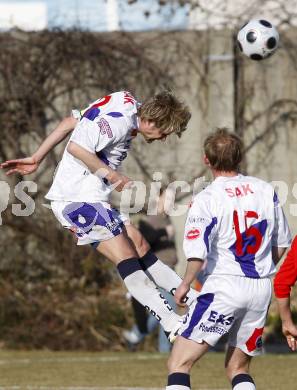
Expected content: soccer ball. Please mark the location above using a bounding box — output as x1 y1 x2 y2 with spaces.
237 19 279 60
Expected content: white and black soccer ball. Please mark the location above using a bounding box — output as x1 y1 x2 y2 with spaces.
237 19 279 60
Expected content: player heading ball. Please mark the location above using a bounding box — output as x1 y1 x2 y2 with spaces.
1 90 197 341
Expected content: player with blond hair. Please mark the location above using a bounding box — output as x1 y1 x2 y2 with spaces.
1 90 197 339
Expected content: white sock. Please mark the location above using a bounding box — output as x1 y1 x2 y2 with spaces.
233 384 256 390
140 251 199 305
117 258 180 332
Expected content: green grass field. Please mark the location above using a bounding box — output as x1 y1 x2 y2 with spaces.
0 350 296 389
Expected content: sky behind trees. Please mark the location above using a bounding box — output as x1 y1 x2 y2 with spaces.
0 0 188 31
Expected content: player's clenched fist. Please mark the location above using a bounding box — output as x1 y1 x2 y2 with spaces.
107 171 133 192
174 281 190 307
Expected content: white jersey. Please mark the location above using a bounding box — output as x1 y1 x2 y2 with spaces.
184 174 291 278
46 91 139 202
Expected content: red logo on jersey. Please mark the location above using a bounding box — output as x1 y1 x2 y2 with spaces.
245 327 264 352
225 184 254 198
124 91 136 105
186 228 201 240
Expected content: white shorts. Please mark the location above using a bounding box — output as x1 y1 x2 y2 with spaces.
179 274 272 356
51 201 128 246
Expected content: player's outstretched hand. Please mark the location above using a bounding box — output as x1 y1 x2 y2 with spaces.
0 156 39 176
282 321 297 351
174 282 190 307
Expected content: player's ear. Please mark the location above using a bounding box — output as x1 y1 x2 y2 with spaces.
203 155 210 167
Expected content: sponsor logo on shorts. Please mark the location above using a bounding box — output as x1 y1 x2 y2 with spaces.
186 228 201 240
199 322 227 336
207 310 234 326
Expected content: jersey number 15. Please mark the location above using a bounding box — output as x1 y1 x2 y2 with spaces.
233 210 262 256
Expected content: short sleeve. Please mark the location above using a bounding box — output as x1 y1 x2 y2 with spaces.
274 236 297 298
272 191 292 248
183 193 218 261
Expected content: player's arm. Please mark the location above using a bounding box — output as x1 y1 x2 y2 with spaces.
271 190 292 259
1 116 77 176
175 259 204 305
175 192 214 306
276 296 297 351
272 246 287 265
274 237 297 350
274 238 297 297
67 141 132 192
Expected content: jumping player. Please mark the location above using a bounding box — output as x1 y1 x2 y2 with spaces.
166 128 291 390
1 90 198 339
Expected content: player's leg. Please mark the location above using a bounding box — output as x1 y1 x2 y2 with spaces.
171 273 248 389
166 336 209 390
125 223 199 305
225 277 271 390
168 277 236 389
56 201 181 335
225 347 255 390
96 231 181 334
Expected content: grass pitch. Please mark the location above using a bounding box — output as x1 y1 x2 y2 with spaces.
0 350 296 389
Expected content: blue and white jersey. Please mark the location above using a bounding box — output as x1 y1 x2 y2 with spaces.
183 174 291 278
46 91 139 202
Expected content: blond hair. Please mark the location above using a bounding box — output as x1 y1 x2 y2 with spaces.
138 90 191 137
204 128 243 171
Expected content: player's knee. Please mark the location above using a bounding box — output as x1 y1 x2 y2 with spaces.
126 226 150 257
133 233 150 257
139 238 150 256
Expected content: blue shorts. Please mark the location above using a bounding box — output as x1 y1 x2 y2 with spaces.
51 201 128 246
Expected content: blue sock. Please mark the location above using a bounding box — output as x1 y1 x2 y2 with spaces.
166 372 191 390
232 373 256 389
